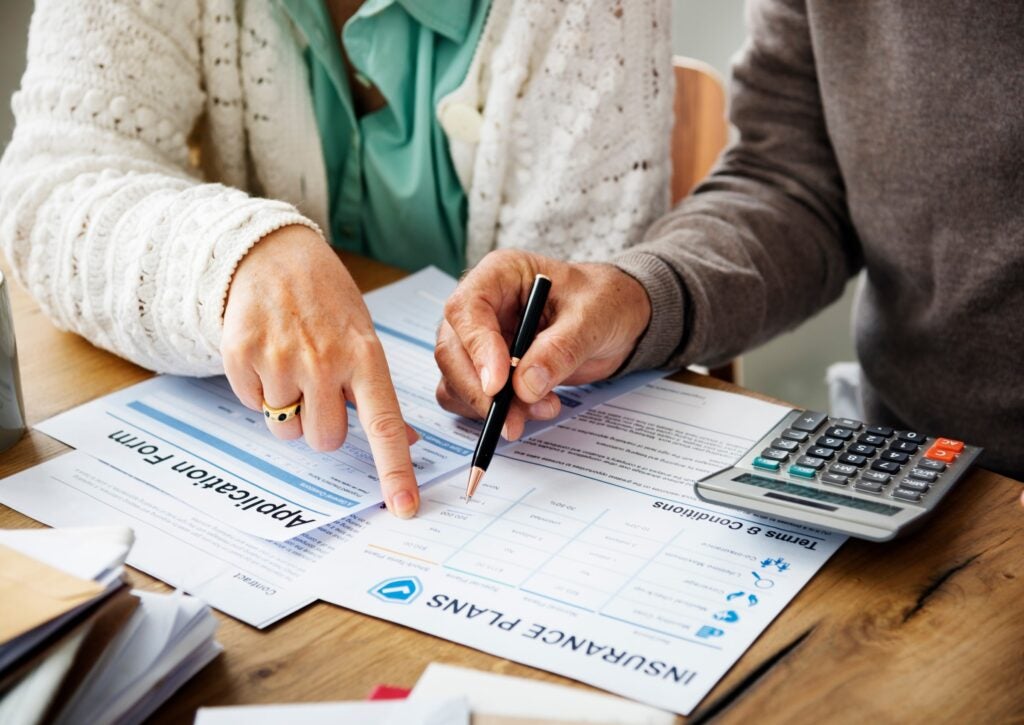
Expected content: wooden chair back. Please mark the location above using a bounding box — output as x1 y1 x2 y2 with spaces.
671 57 728 203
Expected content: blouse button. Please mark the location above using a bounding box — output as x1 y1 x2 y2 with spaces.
440 102 483 144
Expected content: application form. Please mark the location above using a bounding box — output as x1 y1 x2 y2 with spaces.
35 268 659 541
318 381 847 714
0 451 334 627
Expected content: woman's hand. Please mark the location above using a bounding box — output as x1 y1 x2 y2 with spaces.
222 225 419 518
434 250 652 440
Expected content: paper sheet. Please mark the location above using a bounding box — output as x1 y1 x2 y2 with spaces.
36 268 659 541
0 544 105 644
319 380 846 714
60 590 221 725
410 663 675 724
0 453 343 627
0 527 131 672
195 697 470 725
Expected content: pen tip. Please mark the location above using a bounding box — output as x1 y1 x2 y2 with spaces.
466 466 485 500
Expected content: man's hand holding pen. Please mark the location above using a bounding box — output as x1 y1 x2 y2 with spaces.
434 249 653 445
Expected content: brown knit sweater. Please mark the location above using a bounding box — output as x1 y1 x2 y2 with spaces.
614 0 1024 479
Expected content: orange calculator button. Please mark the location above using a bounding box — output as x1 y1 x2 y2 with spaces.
934 437 964 453
925 445 958 463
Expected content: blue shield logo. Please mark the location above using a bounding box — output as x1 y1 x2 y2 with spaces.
369 576 423 604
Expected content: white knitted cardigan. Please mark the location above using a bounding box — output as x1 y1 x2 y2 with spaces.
0 0 672 375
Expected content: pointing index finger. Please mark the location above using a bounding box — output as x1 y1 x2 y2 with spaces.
349 343 420 519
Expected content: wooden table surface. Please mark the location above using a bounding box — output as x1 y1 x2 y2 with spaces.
1 253 1021 724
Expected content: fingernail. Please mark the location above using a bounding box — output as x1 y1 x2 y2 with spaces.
529 399 556 419
522 365 550 398
480 367 491 393
390 491 416 519
406 426 421 446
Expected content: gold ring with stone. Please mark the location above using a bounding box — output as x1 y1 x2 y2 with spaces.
262 398 303 423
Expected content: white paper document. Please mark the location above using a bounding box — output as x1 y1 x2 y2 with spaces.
0 452 348 627
410 663 675 724
36 268 659 541
195 698 469 725
319 381 846 714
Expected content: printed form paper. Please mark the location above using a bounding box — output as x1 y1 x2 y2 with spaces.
0 452 334 627
318 380 847 715
35 268 659 541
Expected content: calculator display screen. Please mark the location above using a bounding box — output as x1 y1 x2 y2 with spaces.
733 473 903 516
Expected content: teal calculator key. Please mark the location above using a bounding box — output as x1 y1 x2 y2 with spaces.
752 457 781 471
788 464 817 479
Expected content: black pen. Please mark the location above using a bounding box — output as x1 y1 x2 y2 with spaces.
466 273 552 499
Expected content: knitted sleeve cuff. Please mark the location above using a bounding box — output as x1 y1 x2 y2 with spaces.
610 251 688 375
195 202 323 369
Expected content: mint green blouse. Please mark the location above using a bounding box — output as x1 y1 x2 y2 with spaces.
279 0 489 277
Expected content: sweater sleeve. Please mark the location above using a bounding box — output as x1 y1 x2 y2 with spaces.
613 0 861 372
0 0 320 376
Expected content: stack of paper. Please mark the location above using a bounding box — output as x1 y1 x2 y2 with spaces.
0 527 221 724
0 527 131 674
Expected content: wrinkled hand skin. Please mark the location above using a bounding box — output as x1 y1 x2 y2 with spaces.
435 249 652 441
222 224 420 518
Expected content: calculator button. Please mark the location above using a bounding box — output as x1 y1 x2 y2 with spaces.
816 436 845 449
771 438 800 452
907 468 938 483
825 426 854 440
807 447 836 460
821 473 849 486
934 437 964 453
830 463 858 476
860 470 891 485
899 478 930 492
925 445 958 463
881 450 910 464
857 433 886 447
848 443 877 457
788 464 818 479
791 411 829 433
896 430 927 444
871 460 902 474
796 455 826 470
838 453 867 467
834 418 863 430
890 440 919 454
892 487 923 502
866 425 894 437
761 448 790 461
781 429 810 442
917 458 947 472
855 480 884 493
753 457 782 472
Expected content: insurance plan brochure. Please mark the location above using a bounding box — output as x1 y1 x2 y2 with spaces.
2 380 845 711
316 380 847 714
35 268 660 541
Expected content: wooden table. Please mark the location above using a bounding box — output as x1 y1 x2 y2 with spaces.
2 254 1022 723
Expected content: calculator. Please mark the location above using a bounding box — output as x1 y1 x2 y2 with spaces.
694 410 982 541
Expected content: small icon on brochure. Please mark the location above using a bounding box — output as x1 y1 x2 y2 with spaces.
369 576 423 604
760 556 790 573
726 591 759 607
696 626 725 639
713 610 740 623
751 571 775 589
